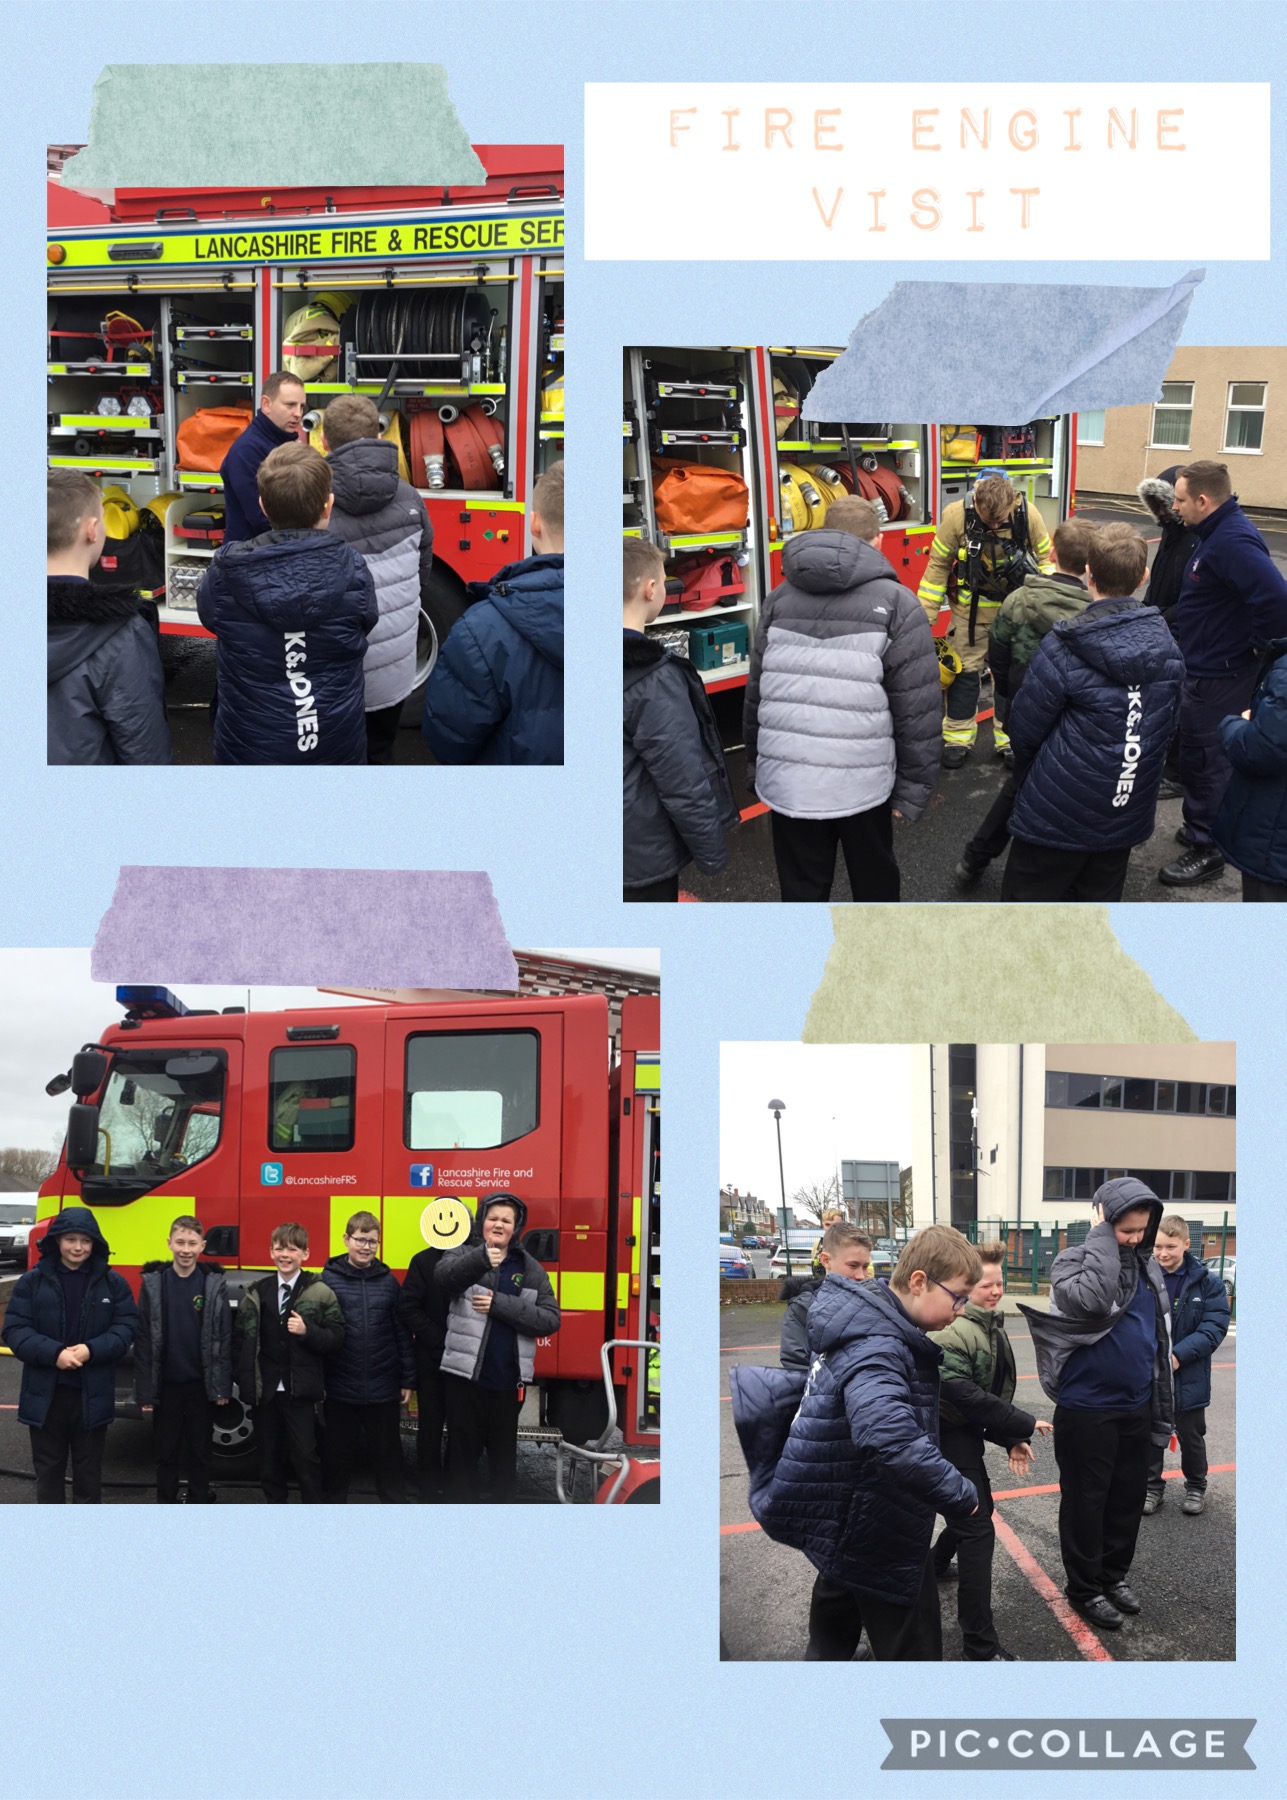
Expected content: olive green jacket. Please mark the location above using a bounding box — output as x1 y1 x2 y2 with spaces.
233 1271 345 1404
928 1303 1036 1445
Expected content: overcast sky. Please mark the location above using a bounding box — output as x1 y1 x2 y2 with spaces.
721 1043 913 1220
0 948 659 1153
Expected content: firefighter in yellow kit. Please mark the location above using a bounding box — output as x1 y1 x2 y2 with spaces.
918 474 1053 768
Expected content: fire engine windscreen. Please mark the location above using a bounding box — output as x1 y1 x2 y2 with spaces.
404 1030 539 1151
269 1046 356 1153
83 1050 226 1197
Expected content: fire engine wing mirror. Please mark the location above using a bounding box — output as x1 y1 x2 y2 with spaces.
66 1103 101 1171
165 1053 220 1077
71 1050 109 1098
46 1071 72 1097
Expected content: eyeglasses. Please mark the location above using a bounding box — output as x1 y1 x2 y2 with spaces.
346 1236 380 1249
929 1277 971 1311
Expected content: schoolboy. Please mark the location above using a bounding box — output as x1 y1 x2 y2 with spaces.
1144 1215 1230 1516
623 536 738 901
47 468 171 766
1 1207 137 1502
435 1194 560 1502
955 519 1094 885
399 1221 460 1502
234 1222 345 1503
929 1242 1053 1660
135 1215 232 1503
780 1223 873 1371
1019 1179 1174 1630
1000 523 1184 902
197 441 377 764
421 461 564 764
746 1224 983 1660
322 393 436 764
322 1211 415 1503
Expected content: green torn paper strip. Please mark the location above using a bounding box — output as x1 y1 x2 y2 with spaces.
804 906 1194 1044
62 65 485 189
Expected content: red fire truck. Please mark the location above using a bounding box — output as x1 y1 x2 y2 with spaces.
33 970 658 1501
47 147 563 659
624 342 1077 709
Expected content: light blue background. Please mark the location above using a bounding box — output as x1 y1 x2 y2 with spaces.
3 2 1285 1793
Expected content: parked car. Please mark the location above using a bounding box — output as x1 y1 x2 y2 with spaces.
1205 1256 1236 1300
0 1198 36 1268
720 1243 753 1280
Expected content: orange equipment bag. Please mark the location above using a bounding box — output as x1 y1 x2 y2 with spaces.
176 405 253 471
650 458 749 535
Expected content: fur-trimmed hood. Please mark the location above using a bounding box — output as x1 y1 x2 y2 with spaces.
48 576 145 625
624 628 671 683
1137 466 1184 528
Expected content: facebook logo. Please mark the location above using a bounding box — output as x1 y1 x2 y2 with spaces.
261 1162 284 1187
410 1164 436 1188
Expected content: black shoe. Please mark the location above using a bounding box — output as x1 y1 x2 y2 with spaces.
1104 1581 1141 1614
953 852 989 888
1173 824 1202 848
1070 1594 1124 1630
941 743 970 769
1158 844 1225 886
994 744 1015 768
1157 776 1184 801
1183 1487 1206 1516
1142 1489 1164 1515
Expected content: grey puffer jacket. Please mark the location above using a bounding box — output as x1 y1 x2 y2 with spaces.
1018 1177 1174 1445
47 577 172 765
435 1195 561 1384
327 437 434 711
134 1260 233 1405
744 530 940 821
623 631 739 886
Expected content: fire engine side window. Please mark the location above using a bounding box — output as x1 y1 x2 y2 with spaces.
268 1046 356 1153
87 1050 226 1199
404 1032 539 1150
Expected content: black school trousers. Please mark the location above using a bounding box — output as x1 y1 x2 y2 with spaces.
1146 1405 1208 1495
932 1425 1001 1658
1001 838 1132 903
154 1379 214 1502
257 1391 325 1503
29 1385 107 1503
444 1375 522 1503
323 1398 407 1503
414 1364 448 1501
805 1553 942 1661
624 875 680 903
1053 1400 1152 1600
770 803 899 903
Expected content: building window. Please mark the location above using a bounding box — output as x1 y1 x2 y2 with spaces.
1046 1070 1234 1116
1123 1077 1155 1112
1224 382 1266 453
1077 410 1105 446
1151 382 1194 449
946 1044 977 1228
1041 1167 1235 1205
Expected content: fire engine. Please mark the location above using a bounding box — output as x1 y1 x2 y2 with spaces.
47 147 563 663
33 961 658 1503
623 342 1077 712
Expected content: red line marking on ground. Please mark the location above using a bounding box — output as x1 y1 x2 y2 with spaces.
720 1520 763 1535
991 1511 1115 1662
678 891 700 902
721 1345 780 1352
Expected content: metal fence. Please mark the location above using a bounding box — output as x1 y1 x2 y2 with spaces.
961 1213 1235 1304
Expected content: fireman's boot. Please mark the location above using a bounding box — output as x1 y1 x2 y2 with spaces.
942 670 980 769
991 689 1014 768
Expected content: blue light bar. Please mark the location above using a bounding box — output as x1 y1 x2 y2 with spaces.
115 984 191 1019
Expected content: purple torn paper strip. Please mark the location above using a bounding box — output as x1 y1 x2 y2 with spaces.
91 867 517 991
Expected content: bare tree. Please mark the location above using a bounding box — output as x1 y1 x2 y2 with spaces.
0 1146 59 1190
790 1172 842 1224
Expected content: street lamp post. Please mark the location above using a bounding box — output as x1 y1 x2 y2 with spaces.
769 1098 792 1278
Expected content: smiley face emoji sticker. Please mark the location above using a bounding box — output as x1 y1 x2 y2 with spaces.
419 1195 473 1251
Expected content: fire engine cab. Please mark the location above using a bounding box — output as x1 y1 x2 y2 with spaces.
34 966 658 1502
47 147 563 659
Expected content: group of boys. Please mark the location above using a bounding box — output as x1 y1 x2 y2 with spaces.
623 459 1287 903
734 1186 1229 1659
1 1194 559 1504
47 372 564 766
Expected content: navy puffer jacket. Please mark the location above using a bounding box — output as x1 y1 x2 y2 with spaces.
47 578 172 765
623 631 738 885
743 1276 977 1605
219 408 297 543
1214 641 1287 884
197 528 377 764
421 553 563 764
1006 599 1184 852
1165 1250 1231 1411
1173 496 1287 677
322 1256 415 1405
1 1207 137 1430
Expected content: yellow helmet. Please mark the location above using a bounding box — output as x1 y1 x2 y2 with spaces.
282 299 342 380
937 640 963 688
99 485 139 539
142 492 182 529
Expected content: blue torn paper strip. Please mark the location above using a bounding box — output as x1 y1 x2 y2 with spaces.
91 867 517 991
802 270 1205 426
62 64 485 189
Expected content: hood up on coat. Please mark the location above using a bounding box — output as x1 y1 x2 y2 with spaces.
1091 1174 1165 1256
780 528 894 597
39 1204 111 1268
477 556 565 670
1138 465 1185 528
464 1192 531 1250
1054 598 1173 687
326 436 400 516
